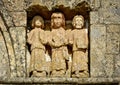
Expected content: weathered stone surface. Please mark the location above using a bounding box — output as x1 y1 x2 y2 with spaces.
90 24 106 77
30 0 91 10
0 77 120 84
98 0 120 24
114 54 120 77
107 25 120 33
0 31 10 78
0 0 4 10
26 49 30 76
104 54 114 77
0 0 120 84
90 11 99 24
3 32 17 77
3 0 25 11
106 25 120 54
0 15 16 77
90 0 100 10
0 8 14 27
9 12 27 27
9 27 26 77
101 0 120 9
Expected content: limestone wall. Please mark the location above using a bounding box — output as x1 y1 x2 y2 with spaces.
0 0 120 84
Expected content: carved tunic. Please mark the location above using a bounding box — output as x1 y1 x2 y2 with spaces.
27 28 47 73
69 29 88 72
49 28 68 71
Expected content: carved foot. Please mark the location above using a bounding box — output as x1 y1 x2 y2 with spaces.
72 71 89 78
51 70 65 77
32 71 46 77
79 71 89 78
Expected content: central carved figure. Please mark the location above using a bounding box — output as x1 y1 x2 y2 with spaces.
49 12 68 77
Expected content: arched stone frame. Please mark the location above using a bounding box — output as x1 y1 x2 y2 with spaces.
0 13 16 78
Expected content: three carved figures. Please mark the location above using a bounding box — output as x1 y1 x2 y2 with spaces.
27 12 88 78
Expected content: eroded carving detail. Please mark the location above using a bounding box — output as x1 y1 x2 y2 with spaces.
49 12 69 77
70 15 89 78
27 14 89 78
27 16 48 77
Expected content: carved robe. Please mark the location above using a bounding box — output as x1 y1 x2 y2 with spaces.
69 29 88 72
27 28 47 73
49 28 68 72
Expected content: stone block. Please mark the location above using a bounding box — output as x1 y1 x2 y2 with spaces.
10 12 27 26
4 0 25 11
106 25 120 54
90 24 106 77
0 9 14 27
100 0 120 24
90 0 100 10
101 0 120 9
9 27 26 77
114 54 120 77
90 11 99 24
0 32 10 78
107 25 120 33
104 54 114 77
3 32 17 77
106 33 119 54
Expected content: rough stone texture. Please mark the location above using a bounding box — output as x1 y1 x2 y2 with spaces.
114 54 120 77
3 0 25 11
0 31 10 78
90 24 106 77
29 0 91 10
0 16 16 77
106 25 120 54
90 11 99 24
90 0 100 10
26 49 30 76
9 27 26 77
0 7 14 27
0 0 120 84
9 12 27 27
0 77 120 84
99 0 120 24
106 25 120 77
90 0 120 79
104 54 114 77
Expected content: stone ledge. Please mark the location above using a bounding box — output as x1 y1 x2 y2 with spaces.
0 78 120 84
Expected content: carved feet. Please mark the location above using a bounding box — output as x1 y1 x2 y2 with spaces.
72 71 89 78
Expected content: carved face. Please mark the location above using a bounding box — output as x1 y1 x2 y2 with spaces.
72 15 84 29
31 16 44 29
34 20 42 28
51 13 65 29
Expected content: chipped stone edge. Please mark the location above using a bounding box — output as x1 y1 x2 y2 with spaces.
0 78 120 84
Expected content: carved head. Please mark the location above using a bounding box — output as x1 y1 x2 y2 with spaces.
72 15 84 29
31 16 44 29
51 12 65 29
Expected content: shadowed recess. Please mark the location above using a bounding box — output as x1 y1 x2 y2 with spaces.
26 1 91 21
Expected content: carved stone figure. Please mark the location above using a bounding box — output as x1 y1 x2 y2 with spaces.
49 12 68 77
27 16 47 77
69 15 89 78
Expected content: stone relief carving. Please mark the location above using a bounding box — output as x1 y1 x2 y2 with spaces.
27 13 89 78
49 12 69 77
70 15 89 78
27 16 48 77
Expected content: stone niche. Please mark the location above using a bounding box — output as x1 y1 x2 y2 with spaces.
0 0 120 84
26 1 90 78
